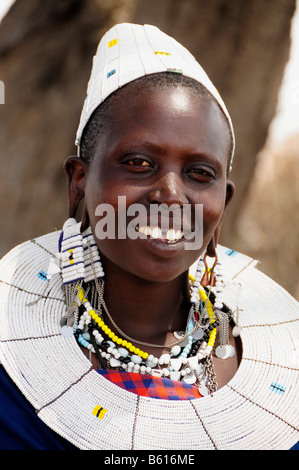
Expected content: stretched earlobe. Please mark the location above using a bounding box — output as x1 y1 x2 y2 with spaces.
81 204 90 232
206 232 218 258
64 156 87 220
225 180 235 207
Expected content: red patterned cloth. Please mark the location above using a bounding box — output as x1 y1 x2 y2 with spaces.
97 369 202 400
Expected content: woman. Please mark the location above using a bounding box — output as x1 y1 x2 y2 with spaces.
0 23 298 450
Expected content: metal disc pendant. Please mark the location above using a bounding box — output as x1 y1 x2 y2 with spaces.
60 313 75 337
173 331 184 340
60 325 74 338
192 327 204 340
232 326 242 337
198 384 210 396
183 373 197 384
173 331 189 347
215 345 230 359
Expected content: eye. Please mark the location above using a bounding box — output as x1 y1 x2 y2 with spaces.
187 167 215 182
122 156 154 171
126 158 151 167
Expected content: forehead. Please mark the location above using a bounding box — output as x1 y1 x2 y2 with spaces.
94 83 231 165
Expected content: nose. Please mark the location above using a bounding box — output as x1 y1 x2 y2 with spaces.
147 171 189 207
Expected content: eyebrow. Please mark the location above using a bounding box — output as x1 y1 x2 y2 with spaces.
116 137 224 165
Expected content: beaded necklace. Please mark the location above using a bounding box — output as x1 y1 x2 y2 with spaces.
73 281 221 395
68 267 234 396
57 219 235 395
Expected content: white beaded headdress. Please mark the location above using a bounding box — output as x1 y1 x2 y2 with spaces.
75 23 235 170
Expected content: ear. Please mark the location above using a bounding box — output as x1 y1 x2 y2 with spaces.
64 156 87 220
206 180 235 257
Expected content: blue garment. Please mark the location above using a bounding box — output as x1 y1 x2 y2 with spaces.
0 364 298 450
0 365 77 450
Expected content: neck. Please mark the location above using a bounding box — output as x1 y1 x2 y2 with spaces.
101 257 190 348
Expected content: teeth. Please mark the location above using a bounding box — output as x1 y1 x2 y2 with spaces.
138 226 183 242
166 228 176 241
138 226 152 236
151 227 162 239
166 228 183 241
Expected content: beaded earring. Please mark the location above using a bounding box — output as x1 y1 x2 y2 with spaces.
194 252 235 360
51 218 105 337
59 218 85 285
55 218 105 284
232 282 242 338
190 255 205 312
81 227 105 282
213 257 236 359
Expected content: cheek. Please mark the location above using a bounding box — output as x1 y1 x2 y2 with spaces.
85 166 140 210
84 173 118 223
200 190 226 234
84 178 141 247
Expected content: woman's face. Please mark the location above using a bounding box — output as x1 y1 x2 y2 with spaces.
82 85 233 282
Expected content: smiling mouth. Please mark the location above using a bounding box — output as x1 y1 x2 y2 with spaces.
137 225 185 244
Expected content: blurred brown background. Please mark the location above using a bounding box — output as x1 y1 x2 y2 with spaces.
0 0 298 299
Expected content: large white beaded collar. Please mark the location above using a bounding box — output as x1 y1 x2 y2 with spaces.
0 231 298 450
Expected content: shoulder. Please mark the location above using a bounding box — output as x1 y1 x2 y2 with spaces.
0 231 62 291
190 245 298 333
0 230 65 347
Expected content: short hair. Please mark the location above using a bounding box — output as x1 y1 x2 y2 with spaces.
79 72 233 171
